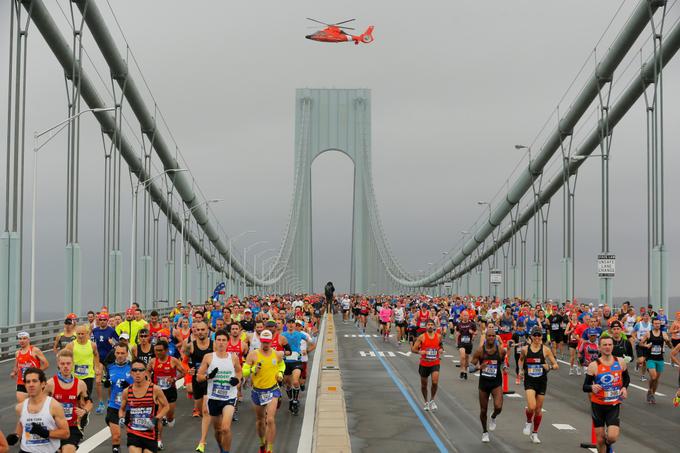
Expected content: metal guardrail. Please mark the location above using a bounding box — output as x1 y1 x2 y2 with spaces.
0 307 172 361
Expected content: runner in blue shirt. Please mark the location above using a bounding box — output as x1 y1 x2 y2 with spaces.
105 344 133 453
92 313 118 415
282 319 308 415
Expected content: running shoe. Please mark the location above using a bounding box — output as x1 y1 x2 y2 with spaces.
157 440 164 450
481 432 490 443
575 366 582 376
640 375 648 382
523 422 532 435
95 401 104 415
423 401 430 411
463 372 468 380
459 372 465 380
488 417 496 431
650 394 656 404
530 433 541 444
429 400 438 411
192 408 200 417
167 418 175 428
195 442 205 453
673 396 680 407
568 367 574 376
515 376 521 385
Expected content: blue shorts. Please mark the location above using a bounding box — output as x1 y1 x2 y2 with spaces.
646 359 665 372
251 386 281 406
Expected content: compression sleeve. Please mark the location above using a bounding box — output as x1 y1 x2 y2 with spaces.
582 374 594 393
242 363 252 378
277 358 286 373
283 344 292 353
622 369 630 388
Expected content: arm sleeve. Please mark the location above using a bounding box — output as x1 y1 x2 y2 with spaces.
242 363 252 378
622 369 630 388
277 358 286 373
582 373 594 393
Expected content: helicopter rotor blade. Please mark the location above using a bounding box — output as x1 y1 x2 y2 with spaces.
337 26 355 30
306 18 331 26
333 19 356 25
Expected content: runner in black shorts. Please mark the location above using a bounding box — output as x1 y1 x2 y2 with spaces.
456 311 477 380
471 327 506 443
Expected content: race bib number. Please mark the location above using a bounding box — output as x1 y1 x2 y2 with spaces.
129 407 154 431
114 392 122 406
603 388 620 403
62 402 74 419
527 364 543 378
211 382 232 398
288 352 300 361
75 364 89 377
425 348 438 361
651 345 662 355
460 335 470 344
157 377 171 390
419 321 427 328
481 360 498 378
259 391 273 405
551 323 559 330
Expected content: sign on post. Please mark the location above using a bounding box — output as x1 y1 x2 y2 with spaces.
490 269 502 285
597 254 616 278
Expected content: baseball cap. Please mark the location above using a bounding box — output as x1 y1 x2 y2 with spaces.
295 320 305 327
587 328 599 337
244 308 252 313
609 321 622 328
98 313 109 320
125 308 135 316
17 331 30 339
260 330 273 342
66 313 78 320
119 332 130 340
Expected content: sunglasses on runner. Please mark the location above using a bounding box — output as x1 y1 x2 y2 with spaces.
531 332 542 337
131 368 146 372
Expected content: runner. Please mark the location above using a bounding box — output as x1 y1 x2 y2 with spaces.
132 328 155 367
184 321 213 452
105 344 133 453
6 368 69 452
53 314 78 353
393 300 407 343
518 326 559 444
378 301 393 341
11 331 49 403
149 339 185 449
471 327 506 443
600 320 633 361
282 319 307 415
412 319 443 411
44 349 92 453
340 295 351 324
118 359 169 453
91 312 118 414
564 312 582 375
579 329 601 375
226 322 248 420
638 317 673 404
196 329 242 453
455 310 477 380
583 336 629 453
632 312 652 381
548 306 566 358
510 321 528 384
242 329 286 453
358 298 369 333
63 324 100 400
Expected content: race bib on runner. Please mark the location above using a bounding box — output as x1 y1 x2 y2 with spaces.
129 407 154 431
75 364 89 377
551 323 559 330
425 348 438 361
259 391 273 405
651 345 662 355
157 377 171 390
62 402 74 419
481 360 498 378
114 392 122 406
288 352 300 361
527 363 543 378
603 388 620 403
460 335 470 344
211 381 232 398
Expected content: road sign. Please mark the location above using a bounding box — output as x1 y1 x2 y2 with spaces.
597 253 616 278
490 269 502 285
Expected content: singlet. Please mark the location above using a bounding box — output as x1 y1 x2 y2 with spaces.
73 340 95 379
581 341 600 365
379 308 392 323
419 333 441 367
456 320 476 344
252 349 281 390
20 397 59 453
226 338 245 363
523 345 546 380
499 316 513 334
549 314 563 332
16 348 41 385
125 383 156 440
360 300 369 314
634 321 652 344
135 344 155 366
152 357 176 391
51 376 79 427
623 316 636 335
249 333 261 352
107 362 132 410
567 321 580 343
591 359 623 405
479 346 502 386
189 340 213 370
341 298 350 310
394 307 405 322
647 330 665 361
55 332 77 351
270 334 284 352
416 311 430 331
206 353 238 401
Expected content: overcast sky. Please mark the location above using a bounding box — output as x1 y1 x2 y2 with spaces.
2 1 680 316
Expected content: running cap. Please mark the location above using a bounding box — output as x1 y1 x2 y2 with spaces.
97 313 109 320
609 321 622 328
125 308 135 315
530 326 542 336
295 320 304 326
17 331 30 339
260 330 273 342
244 308 252 313
119 332 130 340
587 328 600 337
66 313 78 320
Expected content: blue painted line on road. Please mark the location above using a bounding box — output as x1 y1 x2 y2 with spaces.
360 331 448 453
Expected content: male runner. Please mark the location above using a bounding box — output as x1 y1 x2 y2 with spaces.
412 319 443 411
518 326 558 444
118 359 169 453
583 336 629 453
92 313 118 414
632 312 652 381
64 324 100 401
471 327 506 443
242 329 286 453
184 321 213 452
45 349 92 453
6 368 69 452
149 339 184 449
105 344 133 453
455 311 477 380
226 322 248 420
282 319 307 415
11 331 49 403
196 329 242 453
638 317 673 404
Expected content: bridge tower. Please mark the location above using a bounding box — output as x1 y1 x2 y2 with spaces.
291 89 376 294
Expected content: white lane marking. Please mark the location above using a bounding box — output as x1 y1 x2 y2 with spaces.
506 393 522 398
397 351 412 357
297 315 327 453
77 377 186 453
443 355 453 358
553 423 576 430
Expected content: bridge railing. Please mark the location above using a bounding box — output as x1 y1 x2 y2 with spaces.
0 307 173 361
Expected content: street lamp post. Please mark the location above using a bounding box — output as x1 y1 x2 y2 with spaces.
179 199 222 303
228 230 255 297
30 108 115 322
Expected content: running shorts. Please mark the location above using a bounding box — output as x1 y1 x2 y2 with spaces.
646 359 665 372
458 343 473 355
523 376 547 395
418 364 440 378
207 398 237 416
16 384 27 393
83 377 94 398
591 402 620 428
396 321 407 328
478 380 502 394
672 338 680 348
105 407 120 425
251 385 282 406
162 386 178 403
284 361 304 376
60 426 83 447
193 380 208 399
127 432 158 453
550 331 563 343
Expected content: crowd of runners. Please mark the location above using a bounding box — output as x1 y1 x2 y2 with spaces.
3 295 329 453
341 294 680 453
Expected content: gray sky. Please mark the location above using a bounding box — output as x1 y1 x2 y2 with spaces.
2 0 680 316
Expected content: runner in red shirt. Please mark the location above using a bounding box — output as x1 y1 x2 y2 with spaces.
12 331 49 403
412 319 443 411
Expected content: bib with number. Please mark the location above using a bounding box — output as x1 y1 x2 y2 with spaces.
651 345 662 355
425 348 438 361
461 335 470 343
211 381 232 398
114 391 122 406
602 388 620 403
481 360 498 378
129 407 154 431
527 363 544 378
157 377 171 390
259 391 273 405
74 364 89 377
62 402 74 419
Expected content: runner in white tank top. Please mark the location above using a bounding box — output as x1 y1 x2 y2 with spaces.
20 396 60 453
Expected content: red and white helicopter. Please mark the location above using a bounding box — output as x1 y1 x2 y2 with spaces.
305 18 374 45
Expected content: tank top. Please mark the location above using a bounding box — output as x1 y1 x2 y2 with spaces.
16 348 41 385
479 345 502 385
648 330 665 361
270 334 284 352
226 338 244 363
252 349 280 389
591 358 623 405
249 333 261 352
56 332 77 350
499 316 513 334
417 311 430 330
152 357 176 390
524 345 546 379
207 353 238 401
135 343 155 366
125 383 156 440
51 376 79 427
457 320 475 344
189 340 213 370
419 333 441 366
20 396 60 453
73 340 95 379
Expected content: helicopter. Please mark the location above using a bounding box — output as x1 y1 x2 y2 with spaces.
305 18 374 45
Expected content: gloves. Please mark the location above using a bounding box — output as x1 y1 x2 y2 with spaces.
151 417 159 426
276 372 284 383
208 368 219 379
27 423 50 439
103 377 111 388
6 433 19 445
118 417 126 428
120 380 130 389
229 377 240 386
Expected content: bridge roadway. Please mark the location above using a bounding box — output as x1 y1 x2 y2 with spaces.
0 351 307 452
335 314 679 453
